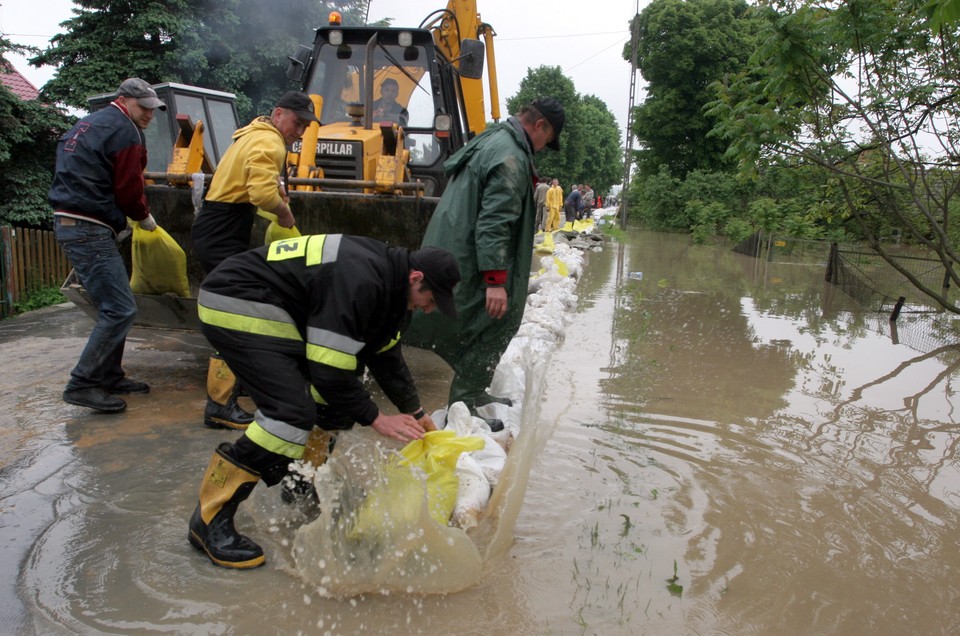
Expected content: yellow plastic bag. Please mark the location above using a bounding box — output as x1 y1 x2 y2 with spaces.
399 430 485 525
257 209 301 244
349 430 485 542
129 224 191 297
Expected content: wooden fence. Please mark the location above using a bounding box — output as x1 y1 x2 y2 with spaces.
1 226 72 319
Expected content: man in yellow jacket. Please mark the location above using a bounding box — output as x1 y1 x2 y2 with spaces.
191 91 319 431
545 178 564 232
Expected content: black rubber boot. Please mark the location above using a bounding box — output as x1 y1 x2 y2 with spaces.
204 355 254 430
470 393 513 408
459 394 508 432
187 442 265 569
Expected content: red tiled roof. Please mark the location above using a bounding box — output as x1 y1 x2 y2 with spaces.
1 61 41 100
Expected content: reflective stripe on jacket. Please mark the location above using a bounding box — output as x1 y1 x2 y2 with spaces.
198 234 419 425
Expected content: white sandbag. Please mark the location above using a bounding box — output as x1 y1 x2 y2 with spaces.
452 453 489 530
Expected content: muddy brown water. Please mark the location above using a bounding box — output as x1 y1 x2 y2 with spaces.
2 230 959 635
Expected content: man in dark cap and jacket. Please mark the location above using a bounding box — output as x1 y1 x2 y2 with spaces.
49 77 166 413
186 234 460 569
405 98 566 429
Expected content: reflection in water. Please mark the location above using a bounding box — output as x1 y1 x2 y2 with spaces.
532 233 960 634
6 231 960 634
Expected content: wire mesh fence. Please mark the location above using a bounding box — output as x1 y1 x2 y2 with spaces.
826 244 957 314
732 231 831 265
734 231 960 353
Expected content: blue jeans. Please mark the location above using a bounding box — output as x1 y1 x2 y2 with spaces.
55 218 137 390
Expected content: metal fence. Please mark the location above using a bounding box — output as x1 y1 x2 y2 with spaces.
0 226 71 319
732 231 831 265
734 231 960 352
825 243 956 314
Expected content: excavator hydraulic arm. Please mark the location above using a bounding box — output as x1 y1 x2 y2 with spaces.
426 0 501 136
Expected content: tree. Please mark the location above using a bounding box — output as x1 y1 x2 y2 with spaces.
31 0 370 120
31 1 188 111
0 38 71 227
709 0 960 312
577 95 624 197
626 0 761 178
506 66 623 195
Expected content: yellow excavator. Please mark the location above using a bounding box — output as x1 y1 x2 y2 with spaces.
275 1 501 236
63 1 502 329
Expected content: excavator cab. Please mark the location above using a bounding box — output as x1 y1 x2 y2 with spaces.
286 24 485 198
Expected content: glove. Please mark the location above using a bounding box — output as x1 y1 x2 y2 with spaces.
139 214 158 232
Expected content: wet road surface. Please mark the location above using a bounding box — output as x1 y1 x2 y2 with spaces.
4 230 960 634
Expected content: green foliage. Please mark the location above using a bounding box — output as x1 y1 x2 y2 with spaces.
0 38 72 227
13 286 66 314
626 0 763 178
578 95 624 197
506 66 623 196
32 0 188 111
709 0 960 311
666 560 683 597
30 0 369 121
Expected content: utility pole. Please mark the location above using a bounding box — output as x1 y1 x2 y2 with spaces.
620 3 640 231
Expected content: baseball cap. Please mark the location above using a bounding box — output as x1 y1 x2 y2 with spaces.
531 97 565 151
118 78 167 111
276 91 320 123
409 247 461 318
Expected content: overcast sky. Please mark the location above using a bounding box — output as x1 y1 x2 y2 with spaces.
2 0 645 136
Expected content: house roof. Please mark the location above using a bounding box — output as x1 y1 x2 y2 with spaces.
1 61 41 100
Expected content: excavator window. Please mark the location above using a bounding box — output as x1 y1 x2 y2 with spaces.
306 41 435 129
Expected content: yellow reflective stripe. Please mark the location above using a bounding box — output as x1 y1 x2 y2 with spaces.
310 386 328 405
245 421 306 460
377 331 401 353
305 234 325 266
266 236 308 261
198 304 302 340
306 343 357 370
265 234 333 266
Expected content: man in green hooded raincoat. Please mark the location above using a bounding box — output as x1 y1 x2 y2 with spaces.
405 98 565 426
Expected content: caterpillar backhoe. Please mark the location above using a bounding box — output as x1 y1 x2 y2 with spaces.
62 1 502 329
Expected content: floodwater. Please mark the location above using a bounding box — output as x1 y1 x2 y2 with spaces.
3 230 960 634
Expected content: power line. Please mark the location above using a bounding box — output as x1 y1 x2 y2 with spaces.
564 36 628 72
498 30 628 41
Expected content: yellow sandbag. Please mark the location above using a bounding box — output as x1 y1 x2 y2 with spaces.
130 224 190 297
349 430 484 542
257 209 301 244
399 430 485 525
573 219 593 233
538 255 569 278
535 230 555 255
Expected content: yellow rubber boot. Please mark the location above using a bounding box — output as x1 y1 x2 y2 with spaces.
187 442 265 569
204 355 254 430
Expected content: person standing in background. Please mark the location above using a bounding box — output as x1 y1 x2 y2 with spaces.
564 184 582 225
545 178 564 232
534 177 550 231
